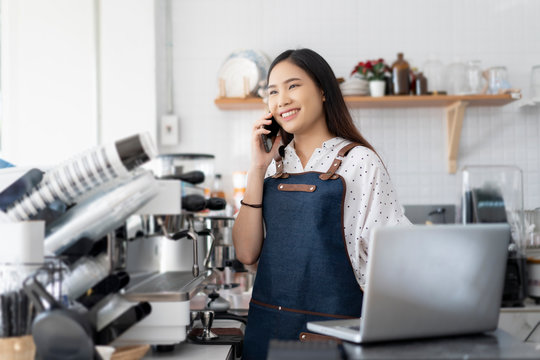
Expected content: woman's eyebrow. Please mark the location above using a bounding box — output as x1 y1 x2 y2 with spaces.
267 77 302 89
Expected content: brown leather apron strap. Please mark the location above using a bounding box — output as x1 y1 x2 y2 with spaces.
299 331 342 344
319 142 361 181
272 153 288 178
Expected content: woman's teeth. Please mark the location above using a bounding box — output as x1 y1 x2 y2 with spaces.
282 109 299 118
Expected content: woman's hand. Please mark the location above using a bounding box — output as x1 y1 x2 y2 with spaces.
251 112 282 171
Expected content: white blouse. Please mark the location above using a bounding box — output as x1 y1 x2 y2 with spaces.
265 137 411 288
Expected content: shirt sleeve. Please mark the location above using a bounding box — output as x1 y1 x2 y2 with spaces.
342 147 411 286
264 159 276 179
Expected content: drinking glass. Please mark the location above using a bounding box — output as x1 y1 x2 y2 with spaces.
466 60 483 94
488 66 510 94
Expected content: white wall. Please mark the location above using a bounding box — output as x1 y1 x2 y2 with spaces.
162 0 540 209
99 0 158 144
0 0 159 166
0 0 98 166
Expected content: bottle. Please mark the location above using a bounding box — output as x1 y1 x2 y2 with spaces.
391 53 410 95
415 72 428 95
210 174 226 199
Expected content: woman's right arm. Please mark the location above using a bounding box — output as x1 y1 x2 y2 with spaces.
232 113 281 265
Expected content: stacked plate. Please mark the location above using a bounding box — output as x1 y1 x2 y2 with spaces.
217 49 271 98
340 77 369 96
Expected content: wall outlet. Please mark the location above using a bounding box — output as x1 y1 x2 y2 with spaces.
160 114 178 146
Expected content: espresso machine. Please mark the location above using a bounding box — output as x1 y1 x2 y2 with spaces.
460 165 528 307
0 136 245 357
110 172 228 347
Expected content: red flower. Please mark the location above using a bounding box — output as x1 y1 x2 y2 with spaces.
351 58 390 81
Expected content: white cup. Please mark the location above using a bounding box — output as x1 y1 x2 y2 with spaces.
0 221 44 263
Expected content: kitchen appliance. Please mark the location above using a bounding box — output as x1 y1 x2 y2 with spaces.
196 216 236 269
112 170 229 346
460 165 527 307
152 153 215 196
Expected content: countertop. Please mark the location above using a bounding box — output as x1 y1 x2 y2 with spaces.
143 343 233 360
142 319 241 360
342 329 540 359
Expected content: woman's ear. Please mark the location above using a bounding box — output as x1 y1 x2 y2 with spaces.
321 90 326 102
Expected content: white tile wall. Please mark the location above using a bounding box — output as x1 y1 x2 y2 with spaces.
160 0 540 209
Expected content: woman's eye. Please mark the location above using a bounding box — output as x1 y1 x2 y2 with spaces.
289 84 299 90
268 90 277 95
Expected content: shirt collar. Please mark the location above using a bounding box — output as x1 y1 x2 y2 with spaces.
283 137 347 159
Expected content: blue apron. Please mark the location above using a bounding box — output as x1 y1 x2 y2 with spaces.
243 143 364 360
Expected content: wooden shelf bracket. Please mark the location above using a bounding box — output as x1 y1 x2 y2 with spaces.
445 101 468 174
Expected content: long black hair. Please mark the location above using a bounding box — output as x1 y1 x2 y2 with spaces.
267 48 376 153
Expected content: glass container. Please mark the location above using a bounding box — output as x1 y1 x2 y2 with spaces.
391 53 410 95
459 165 526 307
488 66 510 94
423 56 446 94
466 60 483 94
445 61 468 95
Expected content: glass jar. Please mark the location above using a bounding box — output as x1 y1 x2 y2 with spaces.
445 61 468 95
466 60 483 94
488 66 510 94
422 55 445 94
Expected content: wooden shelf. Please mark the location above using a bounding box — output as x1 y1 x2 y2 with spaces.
214 94 518 110
214 94 520 173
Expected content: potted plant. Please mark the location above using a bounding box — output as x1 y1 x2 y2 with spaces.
351 59 390 97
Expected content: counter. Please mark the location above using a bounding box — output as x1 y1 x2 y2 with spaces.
143 343 233 360
141 329 540 360
341 329 540 359
142 319 242 360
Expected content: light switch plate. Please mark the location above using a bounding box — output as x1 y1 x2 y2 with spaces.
161 114 178 146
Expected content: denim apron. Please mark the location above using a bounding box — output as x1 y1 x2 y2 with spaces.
243 143 364 360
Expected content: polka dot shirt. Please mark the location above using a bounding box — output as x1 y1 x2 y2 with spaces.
265 137 411 288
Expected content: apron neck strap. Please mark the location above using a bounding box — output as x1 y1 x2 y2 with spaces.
319 143 360 180
272 153 289 178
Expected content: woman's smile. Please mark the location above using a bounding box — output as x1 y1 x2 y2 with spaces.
280 108 300 121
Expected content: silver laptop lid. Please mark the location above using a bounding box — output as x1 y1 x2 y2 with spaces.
360 224 510 342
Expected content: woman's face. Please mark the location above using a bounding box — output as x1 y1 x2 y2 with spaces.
266 60 326 136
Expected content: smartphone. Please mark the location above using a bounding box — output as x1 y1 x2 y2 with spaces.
260 116 280 153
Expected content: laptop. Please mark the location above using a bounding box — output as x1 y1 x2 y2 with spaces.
307 224 510 343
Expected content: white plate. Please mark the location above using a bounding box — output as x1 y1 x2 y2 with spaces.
218 57 260 97
218 49 271 98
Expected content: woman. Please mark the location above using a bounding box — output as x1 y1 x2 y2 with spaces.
232 48 409 359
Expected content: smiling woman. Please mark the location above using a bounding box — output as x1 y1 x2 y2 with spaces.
232 48 410 360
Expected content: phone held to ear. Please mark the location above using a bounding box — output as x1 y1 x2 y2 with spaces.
260 116 280 153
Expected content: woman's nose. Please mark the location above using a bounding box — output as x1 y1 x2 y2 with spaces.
278 92 291 108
